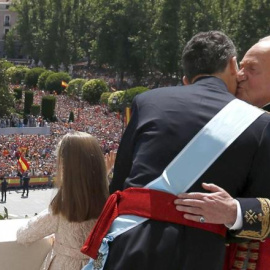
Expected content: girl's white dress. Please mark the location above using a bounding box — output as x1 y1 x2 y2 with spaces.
17 209 95 270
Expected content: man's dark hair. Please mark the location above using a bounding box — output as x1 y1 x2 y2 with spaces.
182 31 237 82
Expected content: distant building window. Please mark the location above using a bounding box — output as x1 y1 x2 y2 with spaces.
5 28 9 35
4 16 10 26
6 5 9 9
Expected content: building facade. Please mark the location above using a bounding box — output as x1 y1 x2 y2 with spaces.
0 1 20 58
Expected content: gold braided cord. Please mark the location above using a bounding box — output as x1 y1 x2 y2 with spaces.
247 261 256 270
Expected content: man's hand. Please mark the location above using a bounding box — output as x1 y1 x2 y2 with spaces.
174 183 237 225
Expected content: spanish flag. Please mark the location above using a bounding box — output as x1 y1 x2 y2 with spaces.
61 81 68 88
18 156 30 172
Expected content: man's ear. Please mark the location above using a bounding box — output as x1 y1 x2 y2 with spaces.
183 76 190 85
229 56 238 75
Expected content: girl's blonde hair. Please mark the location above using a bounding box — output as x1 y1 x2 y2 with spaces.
50 131 108 222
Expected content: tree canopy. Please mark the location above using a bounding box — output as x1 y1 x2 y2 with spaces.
12 0 270 85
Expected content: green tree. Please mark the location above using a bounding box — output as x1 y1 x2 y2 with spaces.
153 0 181 82
13 0 36 58
0 62 14 117
68 111 74 122
4 29 16 58
91 0 152 85
230 0 270 60
13 0 88 69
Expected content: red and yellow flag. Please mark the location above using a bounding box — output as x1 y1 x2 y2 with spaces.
18 156 30 172
61 81 68 88
125 107 131 125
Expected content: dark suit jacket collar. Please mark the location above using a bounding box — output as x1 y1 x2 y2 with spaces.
193 76 228 93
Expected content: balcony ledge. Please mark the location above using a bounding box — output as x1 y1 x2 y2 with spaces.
0 219 52 270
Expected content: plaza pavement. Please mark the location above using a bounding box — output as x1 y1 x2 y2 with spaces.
0 187 57 219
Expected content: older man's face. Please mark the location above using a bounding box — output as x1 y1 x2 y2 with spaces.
236 42 270 108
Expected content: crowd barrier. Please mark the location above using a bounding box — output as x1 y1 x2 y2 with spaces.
6 176 54 188
0 126 51 135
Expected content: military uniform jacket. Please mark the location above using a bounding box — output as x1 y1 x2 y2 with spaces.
107 76 270 270
233 103 270 240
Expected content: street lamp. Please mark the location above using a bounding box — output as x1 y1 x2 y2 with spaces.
112 96 118 105
20 80 24 89
77 87 83 121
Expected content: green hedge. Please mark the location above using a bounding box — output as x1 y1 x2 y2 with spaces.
107 87 148 111
41 95 56 121
13 87 23 100
66 78 87 97
25 68 46 88
45 72 71 94
82 79 108 104
24 91 34 115
37 70 54 90
6 66 30 84
100 92 112 105
108 91 124 111
31 104 41 116
124 86 148 105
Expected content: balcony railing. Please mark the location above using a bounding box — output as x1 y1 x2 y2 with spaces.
3 22 10 26
0 219 52 270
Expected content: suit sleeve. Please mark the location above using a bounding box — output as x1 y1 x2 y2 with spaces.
232 198 270 240
229 119 270 241
109 98 139 193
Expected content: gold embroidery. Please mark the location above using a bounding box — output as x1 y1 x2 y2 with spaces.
233 260 244 269
249 241 260 249
247 262 256 270
237 198 270 240
249 252 259 260
232 241 260 270
245 209 258 224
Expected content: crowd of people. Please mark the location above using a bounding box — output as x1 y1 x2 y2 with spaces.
0 90 122 178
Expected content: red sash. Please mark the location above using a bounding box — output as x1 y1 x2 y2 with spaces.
81 187 227 259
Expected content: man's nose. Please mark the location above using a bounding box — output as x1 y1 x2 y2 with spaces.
237 69 247 82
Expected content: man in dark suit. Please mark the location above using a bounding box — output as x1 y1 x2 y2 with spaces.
22 171 30 197
1 176 8 202
83 31 270 270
